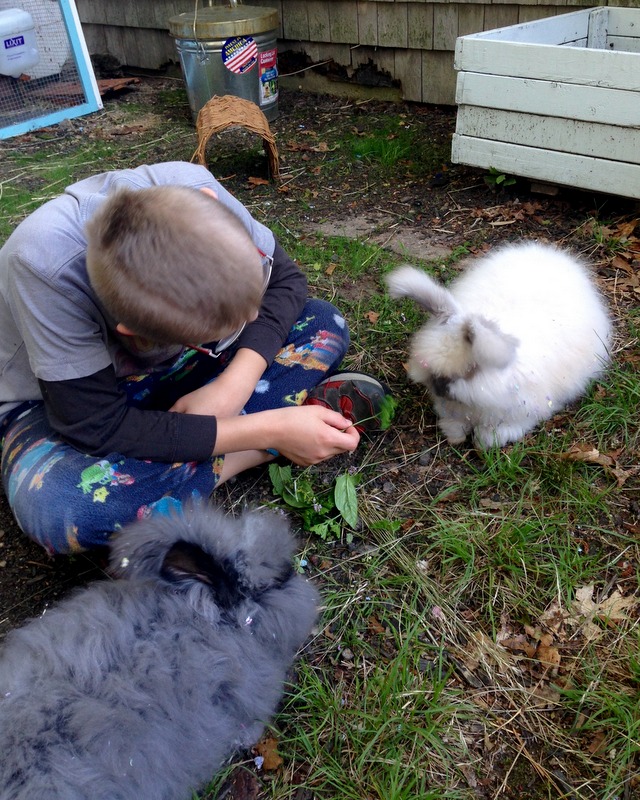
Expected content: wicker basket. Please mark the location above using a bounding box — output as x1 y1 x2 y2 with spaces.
192 94 280 181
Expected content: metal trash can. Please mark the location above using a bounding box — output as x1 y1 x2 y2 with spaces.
168 5 279 122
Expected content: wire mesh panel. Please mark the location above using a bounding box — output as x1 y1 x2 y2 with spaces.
0 0 101 139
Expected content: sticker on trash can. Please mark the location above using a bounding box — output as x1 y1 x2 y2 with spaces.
259 49 278 105
222 36 257 74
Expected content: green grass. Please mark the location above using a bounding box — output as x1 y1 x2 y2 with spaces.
266 594 473 800
346 115 450 176
575 360 640 448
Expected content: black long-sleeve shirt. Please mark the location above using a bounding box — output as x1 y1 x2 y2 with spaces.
39 240 307 462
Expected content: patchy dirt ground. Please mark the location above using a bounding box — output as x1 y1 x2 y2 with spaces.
0 74 639 797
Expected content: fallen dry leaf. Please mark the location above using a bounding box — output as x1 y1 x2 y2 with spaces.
566 584 639 641
253 736 283 771
536 640 561 673
613 220 639 239
368 615 386 635
559 443 634 487
587 730 608 756
247 176 269 187
609 255 634 274
500 634 537 658
366 310 380 323
560 443 615 466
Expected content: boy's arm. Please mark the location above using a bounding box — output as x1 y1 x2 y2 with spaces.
40 366 360 465
169 348 266 417
39 366 218 462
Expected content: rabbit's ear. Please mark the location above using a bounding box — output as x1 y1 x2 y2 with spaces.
386 265 461 317
466 318 519 369
161 541 244 609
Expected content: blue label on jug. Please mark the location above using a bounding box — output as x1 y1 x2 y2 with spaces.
4 35 25 50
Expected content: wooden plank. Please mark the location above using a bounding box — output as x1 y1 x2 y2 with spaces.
357 2 378 47
282 0 309 41
378 3 408 48
329 1 359 44
586 7 609 49
608 36 640 53
483 6 520 33
76 0 109 25
450 134 640 200
308 0 331 42
518 7 571 24
307 41 352 64
458 5 485 38
370 47 396 78
80 23 107 54
395 47 422 102
122 5 139 29
454 40 640 92
121 27 174 69
408 3 434 51
607 7 640 34
103 26 127 64
433 4 458 50
422 50 456 104
456 72 640 127
455 105 640 165
463 7 590 43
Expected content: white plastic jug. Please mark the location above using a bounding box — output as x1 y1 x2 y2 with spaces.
0 8 39 79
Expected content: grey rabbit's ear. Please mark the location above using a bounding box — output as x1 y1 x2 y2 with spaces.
466 317 519 369
385 265 461 317
160 541 245 610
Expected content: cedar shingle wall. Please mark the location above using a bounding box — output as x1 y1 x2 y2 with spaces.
76 0 625 105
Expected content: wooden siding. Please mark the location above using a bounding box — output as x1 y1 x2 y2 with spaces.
76 0 635 105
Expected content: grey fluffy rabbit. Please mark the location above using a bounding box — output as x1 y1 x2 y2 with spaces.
0 503 319 800
386 242 611 447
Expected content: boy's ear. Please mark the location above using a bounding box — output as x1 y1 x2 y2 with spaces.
115 322 136 336
200 187 219 200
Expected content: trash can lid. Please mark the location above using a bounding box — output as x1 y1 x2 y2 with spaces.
168 5 279 39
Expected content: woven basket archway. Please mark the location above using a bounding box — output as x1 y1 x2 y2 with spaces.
192 95 280 181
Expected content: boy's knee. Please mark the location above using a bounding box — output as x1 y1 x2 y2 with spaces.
303 299 350 347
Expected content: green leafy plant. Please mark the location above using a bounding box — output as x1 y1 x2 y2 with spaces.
484 166 516 189
268 463 359 541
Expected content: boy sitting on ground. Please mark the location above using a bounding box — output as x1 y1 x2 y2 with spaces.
0 161 389 553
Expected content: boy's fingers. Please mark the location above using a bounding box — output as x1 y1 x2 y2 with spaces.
315 406 355 430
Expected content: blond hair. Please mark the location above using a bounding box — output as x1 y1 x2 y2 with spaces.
85 186 264 343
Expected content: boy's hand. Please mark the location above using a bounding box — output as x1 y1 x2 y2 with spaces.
214 405 360 465
274 405 360 466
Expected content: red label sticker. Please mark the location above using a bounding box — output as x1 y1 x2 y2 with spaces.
259 48 278 105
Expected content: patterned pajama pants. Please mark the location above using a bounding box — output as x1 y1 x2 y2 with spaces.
0 300 349 554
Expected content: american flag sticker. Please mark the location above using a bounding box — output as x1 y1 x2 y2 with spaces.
222 36 258 74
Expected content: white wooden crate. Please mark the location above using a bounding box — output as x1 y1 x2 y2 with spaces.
451 7 640 200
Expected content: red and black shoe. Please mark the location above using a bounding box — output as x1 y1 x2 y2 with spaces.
304 372 393 434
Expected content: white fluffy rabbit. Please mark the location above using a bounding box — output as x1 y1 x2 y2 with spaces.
386 241 612 447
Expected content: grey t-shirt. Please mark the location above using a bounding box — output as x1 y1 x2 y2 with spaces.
0 162 275 424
